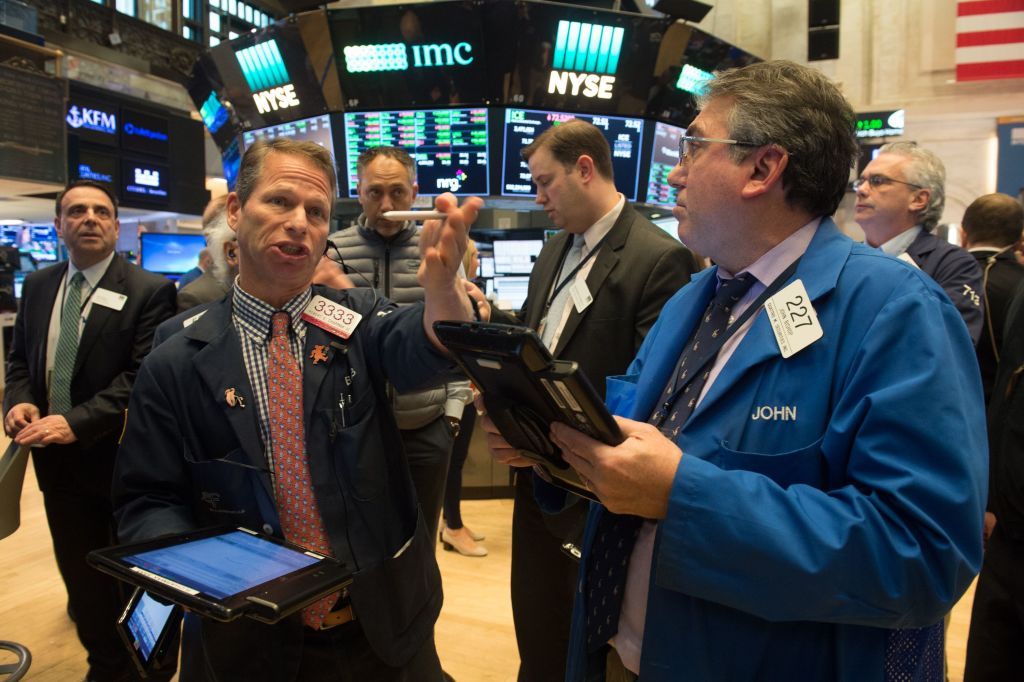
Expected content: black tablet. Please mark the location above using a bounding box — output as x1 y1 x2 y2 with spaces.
433 321 624 501
89 527 352 623
117 588 182 678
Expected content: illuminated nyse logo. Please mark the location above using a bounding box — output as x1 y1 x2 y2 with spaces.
343 42 474 73
548 20 624 100
235 40 300 115
200 92 229 134
66 105 117 135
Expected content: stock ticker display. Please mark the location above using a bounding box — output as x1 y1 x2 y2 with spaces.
342 108 489 196
501 108 644 200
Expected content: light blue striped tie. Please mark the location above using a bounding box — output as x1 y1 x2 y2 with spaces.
50 271 83 415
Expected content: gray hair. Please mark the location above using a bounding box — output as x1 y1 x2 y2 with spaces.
202 204 236 287
698 60 858 217
878 142 946 231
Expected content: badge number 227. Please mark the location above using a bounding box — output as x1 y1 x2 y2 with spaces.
765 279 823 359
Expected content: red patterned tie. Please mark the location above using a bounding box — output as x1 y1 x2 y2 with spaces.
268 311 338 628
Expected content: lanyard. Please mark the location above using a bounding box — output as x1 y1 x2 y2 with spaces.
542 233 609 315
57 269 98 325
652 258 802 425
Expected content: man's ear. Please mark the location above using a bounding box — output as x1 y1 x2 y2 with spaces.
908 188 931 215
225 192 241 232
740 145 788 200
576 155 596 183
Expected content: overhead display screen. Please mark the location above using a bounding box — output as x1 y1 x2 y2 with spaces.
66 97 118 147
329 1 493 109
645 121 684 206
204 19 330 130
122 160 170 206
242 114 336 160
501 108 643 201
647 25 760 125
343 108 489 197
121 108 170 157
492 2 669 116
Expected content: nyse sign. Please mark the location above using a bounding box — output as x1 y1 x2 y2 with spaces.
252 84 300 115
546 21 624 100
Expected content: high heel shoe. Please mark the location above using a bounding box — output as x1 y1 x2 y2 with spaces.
440 525 488 557
463 525 485 542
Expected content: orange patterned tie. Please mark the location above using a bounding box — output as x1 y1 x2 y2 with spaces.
268 312 338 628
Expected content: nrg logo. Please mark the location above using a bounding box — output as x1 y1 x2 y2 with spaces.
436 169 468 192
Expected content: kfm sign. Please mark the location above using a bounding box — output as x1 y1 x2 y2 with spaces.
547 20 624 100
234 40 301 115
343 41 474 73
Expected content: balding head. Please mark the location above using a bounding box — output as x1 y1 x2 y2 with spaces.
962 193 1024 249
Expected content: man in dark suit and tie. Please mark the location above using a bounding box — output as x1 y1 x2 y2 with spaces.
112 139 480 680
492 120 698 682
3 180 176 682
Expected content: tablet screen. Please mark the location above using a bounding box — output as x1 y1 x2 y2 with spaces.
126 592 176 662
124 530 321 599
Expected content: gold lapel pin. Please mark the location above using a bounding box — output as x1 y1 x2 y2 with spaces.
310 344 329 365
225 387 246 408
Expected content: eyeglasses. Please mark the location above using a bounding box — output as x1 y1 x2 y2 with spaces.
851 174 924 192
678 135 763 164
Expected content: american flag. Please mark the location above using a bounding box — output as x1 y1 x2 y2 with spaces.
956 0 1024 81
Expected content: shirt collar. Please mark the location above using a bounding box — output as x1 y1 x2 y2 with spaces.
719 217 821 287
232 281 312 342
878 225 923 257
579 194 625 254
68 251 115 290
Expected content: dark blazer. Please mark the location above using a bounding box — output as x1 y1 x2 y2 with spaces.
506 203 699 396
3 255 176 495
176 270 229 313
113 286 456 680
972 249 1024 402
905 229 984 345
988 280 1024 541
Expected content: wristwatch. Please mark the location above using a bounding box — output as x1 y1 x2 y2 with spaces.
445 416 461 438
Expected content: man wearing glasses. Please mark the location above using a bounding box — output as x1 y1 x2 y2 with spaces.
855 142 983 343
482 60 985 681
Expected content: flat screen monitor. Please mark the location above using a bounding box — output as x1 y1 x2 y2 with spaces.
0 225 59 263
140 233 206 276
493 239 543 275
122 160 170 206
491 275 531 311
121 108 170 158
645 121 684 206
242 114 336 159
479 256 495 279
343 108 489 196
221 137 242 191
501 108 643 200
329 1 493 109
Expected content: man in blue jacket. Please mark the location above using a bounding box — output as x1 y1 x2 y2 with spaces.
114 138 480 681
484 60 986 680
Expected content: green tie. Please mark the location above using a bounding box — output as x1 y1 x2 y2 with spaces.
50 271 84 415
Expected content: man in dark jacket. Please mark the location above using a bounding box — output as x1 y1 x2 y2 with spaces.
854 141 984 344
961 193 1024 402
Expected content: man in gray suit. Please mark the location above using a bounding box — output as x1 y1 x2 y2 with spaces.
177 196 238 312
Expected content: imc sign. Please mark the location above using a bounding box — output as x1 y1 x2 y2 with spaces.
547 20 624 100
234 40 300 115
343 41 474 73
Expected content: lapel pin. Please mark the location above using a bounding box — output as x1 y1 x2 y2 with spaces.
310 344 329 365
225 387 246 409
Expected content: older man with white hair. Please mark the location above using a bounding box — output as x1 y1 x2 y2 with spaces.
854 141 984 343
177 196 239 312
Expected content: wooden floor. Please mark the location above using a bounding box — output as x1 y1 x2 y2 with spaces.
1 455 977 681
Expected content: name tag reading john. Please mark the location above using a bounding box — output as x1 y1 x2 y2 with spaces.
764 279 822 358
301 295 362 339
92 287 127 311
